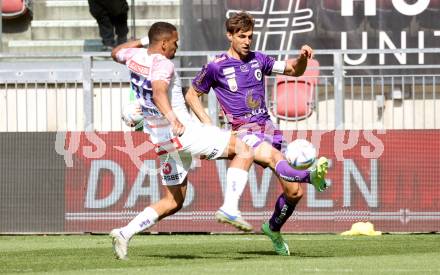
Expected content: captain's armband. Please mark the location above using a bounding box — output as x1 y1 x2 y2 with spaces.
272 61 286 74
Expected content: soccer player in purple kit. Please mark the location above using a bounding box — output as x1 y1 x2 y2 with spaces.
186 11 329 256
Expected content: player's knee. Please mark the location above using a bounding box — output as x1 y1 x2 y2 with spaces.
284 186 303 201
231 138 253 159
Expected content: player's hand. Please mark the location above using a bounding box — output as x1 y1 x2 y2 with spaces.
171 119 185 137
300 45 313 59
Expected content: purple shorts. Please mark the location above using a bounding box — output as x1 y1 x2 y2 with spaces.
235 122 284 151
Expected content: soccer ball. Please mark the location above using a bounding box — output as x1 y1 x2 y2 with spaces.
285 139 316 170
121 103 143 128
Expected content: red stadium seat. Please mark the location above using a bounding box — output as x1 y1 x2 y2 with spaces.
2 0 27 19
272 59 320 120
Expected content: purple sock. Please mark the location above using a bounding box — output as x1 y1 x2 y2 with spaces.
269 194 296 231
275 160 310 183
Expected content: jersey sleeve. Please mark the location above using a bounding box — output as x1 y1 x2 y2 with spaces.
150 56 174 84
115 48 142 63
191 63 216 94
259 52 277 76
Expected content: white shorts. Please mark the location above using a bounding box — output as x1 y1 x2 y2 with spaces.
158 150 193 186
149 119 231 186
178 123 231 160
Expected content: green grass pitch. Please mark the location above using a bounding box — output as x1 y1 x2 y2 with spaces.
1 234 439 274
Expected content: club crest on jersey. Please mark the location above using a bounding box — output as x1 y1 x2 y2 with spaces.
246 89 261 109
254 69 262 81
227 78 238 92
240 64 249 72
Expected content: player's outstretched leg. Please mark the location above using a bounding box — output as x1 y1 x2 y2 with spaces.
110 229 130 260
261 222 290 256
308 157 329 192
254 142 329 192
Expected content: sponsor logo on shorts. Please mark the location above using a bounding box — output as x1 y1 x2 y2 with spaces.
163 172 183 181
162 162 172 175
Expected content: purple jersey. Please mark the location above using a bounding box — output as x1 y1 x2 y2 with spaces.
192 51 276 130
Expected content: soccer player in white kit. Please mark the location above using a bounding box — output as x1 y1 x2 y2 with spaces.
109 22 255 260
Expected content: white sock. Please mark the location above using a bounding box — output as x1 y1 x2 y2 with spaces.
120 207 159 239
220 168 248 215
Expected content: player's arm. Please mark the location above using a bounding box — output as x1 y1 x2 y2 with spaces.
282 45 313 77
185 86 212 125
151 80 185 136
188 63 216 124
111 37 149 64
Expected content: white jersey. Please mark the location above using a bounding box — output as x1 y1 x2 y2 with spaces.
116 48 192 142
117 47 230 186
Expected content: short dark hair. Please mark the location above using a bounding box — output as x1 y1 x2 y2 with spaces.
225 11 255 34
148 22 177 44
